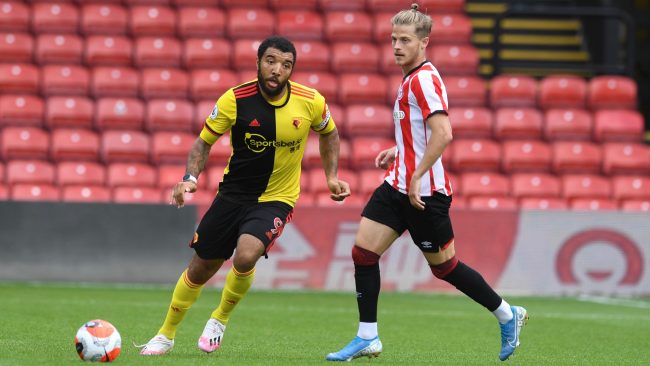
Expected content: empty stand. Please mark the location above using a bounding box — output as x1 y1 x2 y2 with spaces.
519 197 568 210
350 137 394 169
468 196 518 210
544 109 592 141
293 41 331 71
177 6 225 38
84 35 133 66
1 127 49 160
0 95 43 127
502 140 552 173
6 160 55 185
302 134 350 168
324 11 372 42
51 128 100 161
95 98 144 130
494 108 543 140
552 141 602 174
35 34 83 64
0 2 29 32
588 75 637 110
31 2 79 33
157 164 208 189
511 173 561 198
562 174 611 200
419 0 465 14
0 63 39 94
372 12 392 43
151 131 194 164
101 130 150 163
226 8 274 39
56 161 105 186
444 76 487 107
182 38 231 69
45 96 94 129
194 100 216 132
602 143 650 175
232 39 261 70
450 139 501 172
134 36 181 67
359 168 386 196
0 185 6 200
430 14 472 44
447 107 492 139
41 65 90 96
190 69 239 102
308 168 359 194
80 4 128 35
379 43 402 75
331 42 379 73
612 176 650 201
620 199 650 212
429 45 479 75
338 73 387 104
11 183 60 201
145 99 193 132
221 0 269 8
538 75 587 109
315 192 365 207
344 104 392 137
490 75 537 108
270 0 317 10
113 187 161 203
0 32 33 63
593 110 644 142
140 68 189 99
291 72 337 103
570 198 618 211
129 5 176 36
206 165 226 191
460 172 510 198
206 133 233 166
62 185 111 202
107 162 156 186
91 67 140 98
164 188 213 205
276 10 323 41
319 0 365 11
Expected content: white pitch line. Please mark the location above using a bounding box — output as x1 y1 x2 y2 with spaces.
578 295 650 309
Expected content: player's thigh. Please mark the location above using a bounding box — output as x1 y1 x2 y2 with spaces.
238 201 293 257
358 182 407 254
406 192 455 264
355 217 400 255
192 195 244 260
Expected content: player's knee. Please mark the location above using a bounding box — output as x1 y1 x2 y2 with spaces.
429 256 459 279
351 245 380 266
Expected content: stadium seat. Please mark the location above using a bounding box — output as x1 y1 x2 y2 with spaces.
134 36 182 68
324 11 372 42
450 194 466 209
519 197 568 210
0 127 49 160
587 75 637 110
489 75 537 108
493 108 543 140
11 184 60 201
95 98 144 130
101 130 150 163
270 0 317 10
206 165 226 191
177 6 225 38
190 69 238 102
90 67 140 98
41 65 90 96
172 0 215 5
84 35 133 66
502 140 552 173
338 73 387 104
276 10 323 41
182 38 231 69
6 160 55 185
315 192 365 207
331 42 379 73
232 39 261 70
0 32 33 63
31 2 79 33
162 187 213 205
429 45 479 75
430 14 472 44
146 99 193 132
419 0 466 14
113 187 162 203
62 185 112 202
0 63 39 94
593 110 644 143
450 139 501 172
57 161 105 186
45 96 94 129
543 109 592 141
570 198 618 211
602 143 650 175
129 5 176 36
379 43 402 75
372 12 392 43
552 141 602 174
0 184 7 200
510 173 561 199
538 75 587 109
292 41 330 71
612 176 650 201
562 174 611 200
80 4 128 35
303 134 351 168
0 95 43 127
294 191 315 207
0 1 29 32
194 100 216 132
50 128 100 161
350 137 394 169
385 74 403 104
107 162 156 187
468 196 518 210
157 164 208 189
221 0 269 8
140 68 189 99
344 104 392 138
35 34 83 65
460 172 509 198
206 133 233 166
226 8 274 39
318 0 365 12
151 131 193 164
447 107 492 139
444 76 487 107
359 168 386 196
620 199 650 212
308 168 359 194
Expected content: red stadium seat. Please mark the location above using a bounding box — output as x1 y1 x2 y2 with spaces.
295 191 315 207
350 137 394 169
134 36 181 68
125 0 172 5
206 165 226 191
620 199 650 212
270 0 317 10
511 173 561 198
385 74 403 104
359 168 386 196
50 128 100 161
45 96 94 129
177 6 225 38
420 0 466 14
344 104 392 138
0 163 4 182
552 141 602 174
0 32 33 63
206 133 233 166
602 143 650 175
221 0 269 8
468 196 517 210
562 174 611 200
588 75 637 110
379 43 402 75
107 162 156 186
129 6 176 36
194 100 215 132
35 34 83 64
315 192 365 207
145 99 193 132
157 164 208 189
331 42 379 73
0 185 6 200
11 184 60 201
62 185 111 202
460 172 510 198
276 10 323 41
183 38 231 69
318 0 365 11
81 4 128 35
448 107 492 139
493 108 543 140
6 160 55 185
84 35 133 66
101 130 150 163
0 63 39 94
190 69 238 102
226 8 274 39
489 75 537 108
113 187 162 203
450 139 501 172
338 73 387 104
140 68 189 99
570 198 618 211
366 0 406 13
95 98 144 130
444 76 487 107
0 95 43 127
538 75 587 109
232 39 262 70
302 134 351 168
502 140 552 173
327 103 345 135
544 109 592 141
430 14 472 44
293 41 330 71
429 45 479 75
91 67 140 98
57 161 105 186
593 110 644 143
308 168 359 194
31 2 79 33
0 2 29 32
151 131 193 164
1 127 49 160
519 197 568 210
612 176 650 201
324 11 372 42
41 65 90 96
161 187 213 205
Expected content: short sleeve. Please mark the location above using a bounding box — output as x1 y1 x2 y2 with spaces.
310 91 336 134
199 89 237 145
411 71 449 119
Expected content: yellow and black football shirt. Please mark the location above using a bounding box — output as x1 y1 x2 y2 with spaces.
199 79 336 207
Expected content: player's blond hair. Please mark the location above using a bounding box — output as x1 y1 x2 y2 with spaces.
391 3 432 39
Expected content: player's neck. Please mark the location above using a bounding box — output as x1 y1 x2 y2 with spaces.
259 85 288 102
401 56 427 76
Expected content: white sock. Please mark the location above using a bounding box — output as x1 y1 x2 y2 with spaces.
357 322 378 339
493 300 514 324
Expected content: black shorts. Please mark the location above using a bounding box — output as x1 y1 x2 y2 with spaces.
191 194 293 260
362 181 454 252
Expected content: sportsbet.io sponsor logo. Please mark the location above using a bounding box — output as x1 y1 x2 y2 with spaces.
244 133 301 153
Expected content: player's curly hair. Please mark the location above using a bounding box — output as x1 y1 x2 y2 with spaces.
391 3 432 39
257 36 297 65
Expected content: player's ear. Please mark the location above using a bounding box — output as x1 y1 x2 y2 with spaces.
421 36 430 50
256 59 260 70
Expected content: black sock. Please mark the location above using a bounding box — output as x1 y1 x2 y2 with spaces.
442 261 502 311
354 263 380 322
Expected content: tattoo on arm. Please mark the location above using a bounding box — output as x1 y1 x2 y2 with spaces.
186 138 213 178
319 128 340 180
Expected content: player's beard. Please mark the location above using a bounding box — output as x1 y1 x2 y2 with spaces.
257 69 289 98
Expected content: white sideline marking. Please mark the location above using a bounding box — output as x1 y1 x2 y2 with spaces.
578 295 650 309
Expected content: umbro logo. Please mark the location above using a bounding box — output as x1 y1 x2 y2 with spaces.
249 119 260 127
421 241 433 249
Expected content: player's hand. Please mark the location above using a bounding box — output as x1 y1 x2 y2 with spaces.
408 175 425 210
327 178 351 202
171 181 197 208
375 148 396 170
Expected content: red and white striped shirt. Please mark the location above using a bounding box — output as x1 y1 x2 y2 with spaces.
384 61 453 196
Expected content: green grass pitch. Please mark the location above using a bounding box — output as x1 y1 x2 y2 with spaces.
1 282 649 365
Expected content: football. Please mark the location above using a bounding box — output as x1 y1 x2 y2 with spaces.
74 319 122 362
